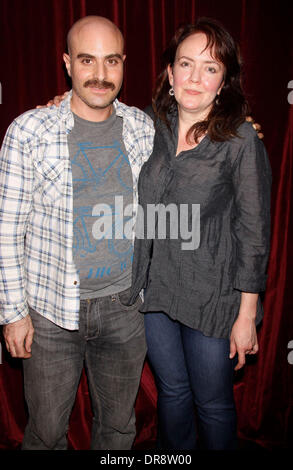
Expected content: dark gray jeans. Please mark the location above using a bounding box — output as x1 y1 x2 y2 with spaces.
21 288 146 450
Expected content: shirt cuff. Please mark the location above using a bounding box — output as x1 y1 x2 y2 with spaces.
0 302 29 325
233 273 268 293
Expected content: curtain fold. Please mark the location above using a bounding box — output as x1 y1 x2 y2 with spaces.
0 0 292 450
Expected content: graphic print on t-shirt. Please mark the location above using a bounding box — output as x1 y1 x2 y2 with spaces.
72 141 132 255
68 112 133 298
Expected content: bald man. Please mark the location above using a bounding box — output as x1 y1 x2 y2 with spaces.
0 16 154 450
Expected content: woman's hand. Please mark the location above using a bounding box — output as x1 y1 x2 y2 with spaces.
246 116 264 139
229 293 259 370
36 91 69 108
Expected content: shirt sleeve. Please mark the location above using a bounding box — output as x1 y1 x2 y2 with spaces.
140 114 155 165
0 120 33 324
231 130 272 293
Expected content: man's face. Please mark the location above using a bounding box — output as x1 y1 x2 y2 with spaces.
64 23 125 116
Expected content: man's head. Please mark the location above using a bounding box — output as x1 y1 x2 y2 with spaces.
63 16 125 120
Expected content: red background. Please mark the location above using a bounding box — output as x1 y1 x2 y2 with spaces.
0 0 292 450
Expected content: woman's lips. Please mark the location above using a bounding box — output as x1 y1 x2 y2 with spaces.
185 89 201 95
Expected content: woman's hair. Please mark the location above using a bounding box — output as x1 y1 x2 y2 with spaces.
152 17 250 142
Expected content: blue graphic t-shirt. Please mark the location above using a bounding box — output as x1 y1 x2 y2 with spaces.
67 110 133 299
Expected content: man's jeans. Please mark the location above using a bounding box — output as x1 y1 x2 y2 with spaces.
22 288 147 450
144 312 237 450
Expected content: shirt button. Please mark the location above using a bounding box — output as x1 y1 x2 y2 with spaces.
73 281 77 285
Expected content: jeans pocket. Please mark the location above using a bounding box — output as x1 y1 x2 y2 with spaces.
117 288 142 310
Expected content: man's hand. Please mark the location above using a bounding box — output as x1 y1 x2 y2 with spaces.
3 315 34 359
246 116 264 139
36 91 69 109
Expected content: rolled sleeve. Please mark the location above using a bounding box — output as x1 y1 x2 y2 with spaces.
0 120 33 323
231 131 272 293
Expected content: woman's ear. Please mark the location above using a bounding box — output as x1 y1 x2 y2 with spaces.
217 77 225 95
167 64 174 87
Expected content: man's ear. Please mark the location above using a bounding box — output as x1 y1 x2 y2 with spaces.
63 53 71 77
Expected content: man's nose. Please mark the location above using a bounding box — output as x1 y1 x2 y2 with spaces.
94 61 106 81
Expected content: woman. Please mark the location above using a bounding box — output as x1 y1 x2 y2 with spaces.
130 18 271 450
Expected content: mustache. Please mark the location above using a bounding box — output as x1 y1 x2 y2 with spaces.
83 79 115 90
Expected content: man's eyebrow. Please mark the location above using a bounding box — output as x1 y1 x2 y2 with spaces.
77 53 95 59
105 53 124 60
76 53 123 60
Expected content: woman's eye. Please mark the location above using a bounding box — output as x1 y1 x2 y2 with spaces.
207 66 217 73
181 61 190 67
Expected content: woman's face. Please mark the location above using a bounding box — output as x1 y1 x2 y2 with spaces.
168 32 225 119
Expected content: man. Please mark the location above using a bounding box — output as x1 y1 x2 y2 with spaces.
0 16 154 450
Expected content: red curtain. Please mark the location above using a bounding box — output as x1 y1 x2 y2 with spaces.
0 0 292 450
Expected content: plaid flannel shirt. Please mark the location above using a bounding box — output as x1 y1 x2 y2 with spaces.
0 91 154 330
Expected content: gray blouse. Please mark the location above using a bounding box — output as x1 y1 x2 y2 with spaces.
130 114 272 339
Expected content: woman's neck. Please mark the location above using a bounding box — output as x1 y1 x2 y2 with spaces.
176 108 207 156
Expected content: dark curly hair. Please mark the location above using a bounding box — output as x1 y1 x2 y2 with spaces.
152 17 250 143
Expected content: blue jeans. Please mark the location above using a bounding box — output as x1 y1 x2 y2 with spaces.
144 312 237 450
22 288 146 450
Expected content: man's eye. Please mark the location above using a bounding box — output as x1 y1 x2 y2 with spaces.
82 58 92 64
107 59 118 65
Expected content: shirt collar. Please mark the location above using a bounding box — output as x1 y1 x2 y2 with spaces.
113 99 126 118
56 91 124 131
57 89 74 131
165 105 224 154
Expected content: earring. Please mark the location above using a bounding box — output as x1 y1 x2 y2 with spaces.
169 87 175 96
